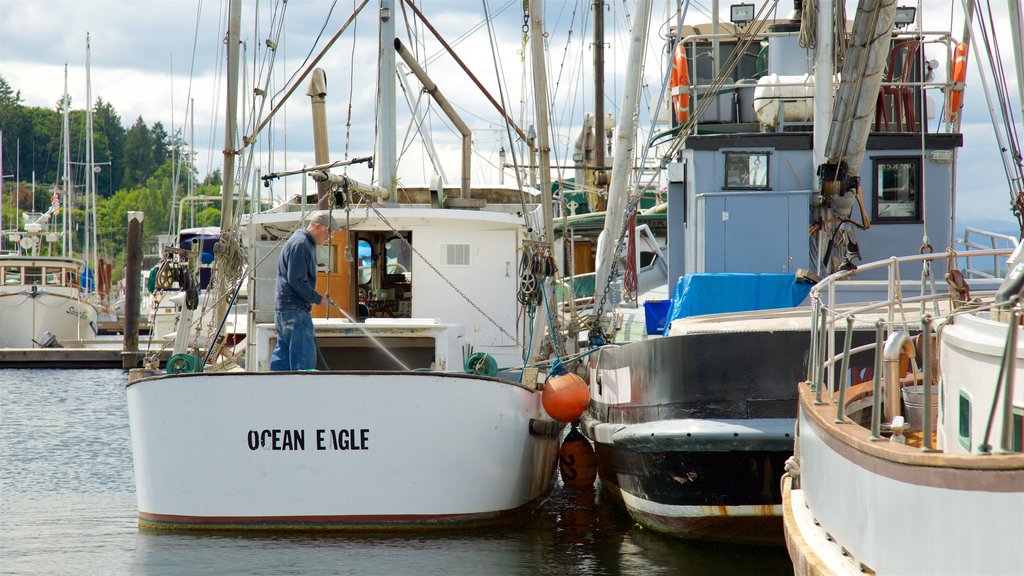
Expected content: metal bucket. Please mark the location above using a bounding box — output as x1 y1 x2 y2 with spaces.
901 385 938 430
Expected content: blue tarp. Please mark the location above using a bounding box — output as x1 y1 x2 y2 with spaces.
663 273 813 335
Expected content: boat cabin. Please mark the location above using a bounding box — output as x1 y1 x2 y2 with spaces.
662 21 960 295
0 257 84 290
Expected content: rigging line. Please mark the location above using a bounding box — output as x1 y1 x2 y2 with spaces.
664 0 776 159
234 1 290 215
483 0 530 216
343 0 360 161
271 0 339 102
400 0 532 146
547 0 583 165
253 0 368 140
421 0 517 68
973 2 1024 200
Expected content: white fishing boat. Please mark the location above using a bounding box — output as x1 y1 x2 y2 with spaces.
782 241 1024 575
0 252 98 348
0 62 100 349
578 0 1019 544
126 0 564 529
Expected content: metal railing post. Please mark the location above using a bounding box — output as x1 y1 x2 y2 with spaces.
870 320 885 440
815 307 828 404
835 316 855 423
921 315 935 451
1000 307 1019 453
809 299 820 391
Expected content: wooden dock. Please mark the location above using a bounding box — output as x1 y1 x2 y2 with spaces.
0 346 170 369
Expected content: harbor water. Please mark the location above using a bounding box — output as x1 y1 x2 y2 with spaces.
1 369 793 575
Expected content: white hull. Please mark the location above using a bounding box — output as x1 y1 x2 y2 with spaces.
0 289 98 347
127 371 560 528
784 249 1024 575
785 386 1024 575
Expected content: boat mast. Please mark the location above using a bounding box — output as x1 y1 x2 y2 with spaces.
593 0 607 190
214 0 241 331
62 66 72 259
377 0 397 198
591 0 652 333
85 33 100 288
526 0 557 364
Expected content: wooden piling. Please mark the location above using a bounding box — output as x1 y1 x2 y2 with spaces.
122 211 144 370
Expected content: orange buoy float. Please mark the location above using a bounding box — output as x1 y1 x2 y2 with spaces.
670 42 691 124
946 41 968 123
558 425 597 488
542 367 589 423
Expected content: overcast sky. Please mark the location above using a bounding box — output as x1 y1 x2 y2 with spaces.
1 0 1021 234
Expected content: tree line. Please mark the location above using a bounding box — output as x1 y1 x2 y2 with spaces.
0 75 222 282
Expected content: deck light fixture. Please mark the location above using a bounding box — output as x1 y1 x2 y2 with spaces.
894 7 916 28
730 4 755 27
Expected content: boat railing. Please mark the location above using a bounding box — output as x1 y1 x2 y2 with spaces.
677 29 957 129
806 245 1016 451
961 227 1018 278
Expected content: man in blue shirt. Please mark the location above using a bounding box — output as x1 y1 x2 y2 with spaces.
270 210 339 371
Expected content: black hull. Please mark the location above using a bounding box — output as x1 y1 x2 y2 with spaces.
583 323 824 544
593 441 789 545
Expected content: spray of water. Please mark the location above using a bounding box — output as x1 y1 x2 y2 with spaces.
324 296 413 371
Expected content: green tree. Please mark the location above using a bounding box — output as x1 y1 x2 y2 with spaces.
122 116 154 188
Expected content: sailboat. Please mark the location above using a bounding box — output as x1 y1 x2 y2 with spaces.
125 0 563 529
0 61 99 349
579 0 1017 544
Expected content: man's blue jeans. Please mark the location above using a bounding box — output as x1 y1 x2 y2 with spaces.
270 308 316 371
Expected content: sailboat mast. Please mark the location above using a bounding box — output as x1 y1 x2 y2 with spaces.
62 66 72 259
86 33 99 288
377 0 397 198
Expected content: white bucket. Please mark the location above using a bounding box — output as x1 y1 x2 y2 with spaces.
901 385 938 430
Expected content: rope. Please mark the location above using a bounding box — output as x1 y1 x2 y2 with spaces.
623 208 638 300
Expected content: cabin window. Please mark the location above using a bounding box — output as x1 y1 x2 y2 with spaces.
872 157 921 222
2 266 21 285
357 239 373 285
315 244 334 272
958 390 972 451
24 267 42 285
386 237 411 277
64 270 78 287
723 151 770 190
44 268 63 286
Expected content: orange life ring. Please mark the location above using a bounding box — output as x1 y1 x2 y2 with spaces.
946 41 968 123
670 43 690 124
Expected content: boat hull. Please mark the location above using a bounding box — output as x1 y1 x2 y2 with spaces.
591 435 788 544
784 381 1024 575
0 289 98 347
126 371 560 529
584 326 808 543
